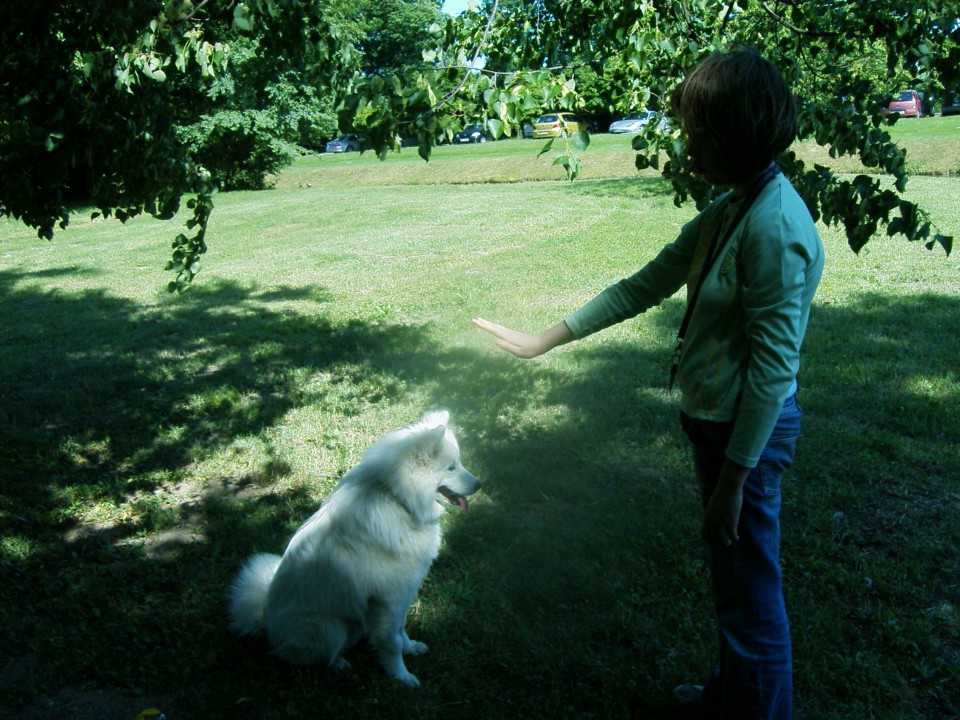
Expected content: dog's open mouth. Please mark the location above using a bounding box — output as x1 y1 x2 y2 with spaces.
438 486 470 512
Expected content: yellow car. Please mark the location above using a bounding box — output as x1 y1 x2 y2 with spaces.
531 112 594 138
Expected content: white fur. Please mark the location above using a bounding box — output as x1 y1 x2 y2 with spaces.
227 411 480 687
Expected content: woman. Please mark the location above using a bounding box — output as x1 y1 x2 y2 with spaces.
473 49 823 719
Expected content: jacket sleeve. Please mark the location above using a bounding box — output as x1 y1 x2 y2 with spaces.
724 202 817 467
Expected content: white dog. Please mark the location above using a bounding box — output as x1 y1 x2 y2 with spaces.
228 411 480 687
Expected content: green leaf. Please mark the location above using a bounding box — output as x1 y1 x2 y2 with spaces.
926 234 953 255
569 131 590 151
537 139 555 158
232 4 252 32
44 132 64 152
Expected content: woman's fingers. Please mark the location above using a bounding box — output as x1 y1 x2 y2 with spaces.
472 317 506 334
473 318 538 358
473 317 519 343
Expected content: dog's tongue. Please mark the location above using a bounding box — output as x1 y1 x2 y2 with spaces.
440 486 470 512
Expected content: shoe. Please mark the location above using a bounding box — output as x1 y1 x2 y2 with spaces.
673 683 704 705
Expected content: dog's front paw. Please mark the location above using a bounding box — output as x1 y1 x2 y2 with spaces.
380 652 422 687
403 640 429 656
394 670 421 688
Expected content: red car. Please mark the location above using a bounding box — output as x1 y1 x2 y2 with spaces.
883 90 924 118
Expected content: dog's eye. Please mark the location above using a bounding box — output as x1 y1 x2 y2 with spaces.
447 464 456 471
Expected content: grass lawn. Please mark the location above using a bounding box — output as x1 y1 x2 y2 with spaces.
1 121 959 719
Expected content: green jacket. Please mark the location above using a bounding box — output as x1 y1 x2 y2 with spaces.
564 172 824 467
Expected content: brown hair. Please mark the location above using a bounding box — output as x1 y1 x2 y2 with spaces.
670 49 796 184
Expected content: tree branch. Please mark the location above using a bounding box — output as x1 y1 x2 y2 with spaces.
436 0 500 111
436 63 577 76
760 1 838 38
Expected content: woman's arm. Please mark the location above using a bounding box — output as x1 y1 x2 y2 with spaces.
471 318 574 359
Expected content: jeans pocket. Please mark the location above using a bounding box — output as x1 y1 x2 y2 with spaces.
756 395 802 496
769 394 802 442
757 439 795 496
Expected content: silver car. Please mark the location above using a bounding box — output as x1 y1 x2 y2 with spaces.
608 111 668 134
325 133 364 153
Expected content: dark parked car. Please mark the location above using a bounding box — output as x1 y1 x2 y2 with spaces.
454 124 494 143
942 95 960 116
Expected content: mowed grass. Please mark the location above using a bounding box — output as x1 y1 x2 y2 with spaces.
0 121 959 719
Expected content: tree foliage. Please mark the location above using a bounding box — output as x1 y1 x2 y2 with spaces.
1 0 356 291
330 0 445 75
178 35 339 191
1 0 956 292
438 0 957 254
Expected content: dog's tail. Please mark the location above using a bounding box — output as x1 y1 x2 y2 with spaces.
227 553 281 638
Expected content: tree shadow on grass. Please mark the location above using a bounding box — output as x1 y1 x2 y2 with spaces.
383 291 960 719
1 272 958 720
0 266 698 719
1 270 409 496
566 175 676 201
783 292 960 720
0 269 437 712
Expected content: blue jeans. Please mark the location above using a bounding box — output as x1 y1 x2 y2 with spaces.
680 394 801 720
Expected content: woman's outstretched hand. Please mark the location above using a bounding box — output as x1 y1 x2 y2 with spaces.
472 318 573 359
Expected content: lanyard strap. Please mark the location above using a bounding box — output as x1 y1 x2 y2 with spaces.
668 164 781 390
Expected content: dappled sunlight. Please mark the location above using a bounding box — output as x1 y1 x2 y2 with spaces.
0 269 428 530
0 258 709 715
2 252 959 718
902 373 959 403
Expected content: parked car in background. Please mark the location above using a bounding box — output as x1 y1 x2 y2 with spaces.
532 112 593 138
325 133 365 152
883 90 924 118
608 111 669 134
454 123 494 143
522 121 534 139
941 94 960 116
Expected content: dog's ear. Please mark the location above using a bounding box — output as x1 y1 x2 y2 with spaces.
422 424 446 456
421 410 450 427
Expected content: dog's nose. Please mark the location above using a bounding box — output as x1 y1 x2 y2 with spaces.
463 471 481 493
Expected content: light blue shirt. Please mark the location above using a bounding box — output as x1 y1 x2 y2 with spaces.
565 172 824 467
